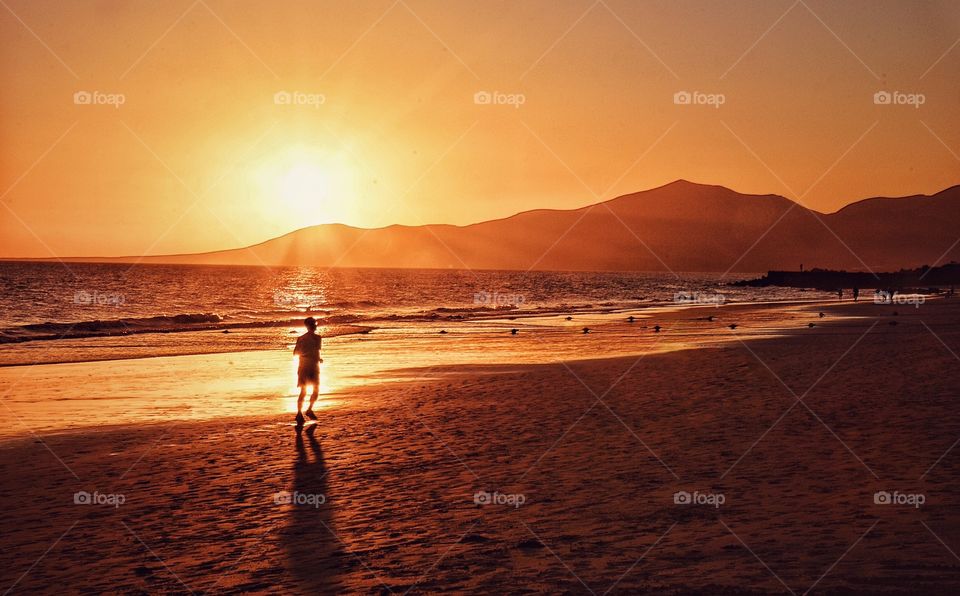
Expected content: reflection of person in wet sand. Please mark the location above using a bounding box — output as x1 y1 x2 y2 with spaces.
294 317 323 426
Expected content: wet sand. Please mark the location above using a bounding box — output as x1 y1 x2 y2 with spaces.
0 299 864 439
2 299 960 593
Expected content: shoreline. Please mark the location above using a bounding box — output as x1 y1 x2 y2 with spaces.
1 296 852 369
0 297 939 443
0 298 878 441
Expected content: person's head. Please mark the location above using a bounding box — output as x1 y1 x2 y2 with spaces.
304 317 317 332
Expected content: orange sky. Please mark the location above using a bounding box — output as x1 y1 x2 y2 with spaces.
1 0 959 258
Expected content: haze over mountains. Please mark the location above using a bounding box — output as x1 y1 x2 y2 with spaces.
43 181 960 273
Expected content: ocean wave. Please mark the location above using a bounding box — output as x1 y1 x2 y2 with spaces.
0 312 370 344
0 294 785 346
22 313 224 333
324 300 382 309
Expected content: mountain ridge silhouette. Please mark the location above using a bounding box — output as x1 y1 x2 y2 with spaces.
17 180 960 272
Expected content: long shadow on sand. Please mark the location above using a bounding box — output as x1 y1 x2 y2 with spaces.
281 424 342 593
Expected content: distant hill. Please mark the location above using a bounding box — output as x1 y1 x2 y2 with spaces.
37 181 960 272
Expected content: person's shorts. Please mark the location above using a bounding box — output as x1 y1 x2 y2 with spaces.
297 362 320 387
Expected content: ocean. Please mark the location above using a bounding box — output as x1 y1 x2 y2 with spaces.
0 261 835 367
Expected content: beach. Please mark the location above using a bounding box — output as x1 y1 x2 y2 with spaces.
2 298 960 593
4 0 958 592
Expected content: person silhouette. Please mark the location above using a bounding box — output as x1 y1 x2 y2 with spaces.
294 317 323 425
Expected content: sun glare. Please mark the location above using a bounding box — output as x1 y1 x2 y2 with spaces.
280 162 331 209
254 146 362 227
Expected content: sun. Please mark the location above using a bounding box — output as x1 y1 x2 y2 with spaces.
253 146 362 227
280 162 331 210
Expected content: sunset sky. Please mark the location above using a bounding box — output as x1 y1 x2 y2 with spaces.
1 0 959 258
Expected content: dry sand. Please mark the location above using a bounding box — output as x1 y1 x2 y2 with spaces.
2 299 960 594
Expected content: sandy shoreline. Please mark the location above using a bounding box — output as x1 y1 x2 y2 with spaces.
0 296 841 369
0 299 870 440
2 299 960 593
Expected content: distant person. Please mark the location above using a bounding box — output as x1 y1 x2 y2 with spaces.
837 288 843 301
293 317 323 425
853 287 860 302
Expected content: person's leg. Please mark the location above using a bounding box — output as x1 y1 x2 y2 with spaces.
297 385 306 413
306 383 319 418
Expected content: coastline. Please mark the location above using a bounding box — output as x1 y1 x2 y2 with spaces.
0 295 845 368
1 298 865 439
2 298 959 592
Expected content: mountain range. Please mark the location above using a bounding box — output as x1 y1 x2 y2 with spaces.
43 180 960 272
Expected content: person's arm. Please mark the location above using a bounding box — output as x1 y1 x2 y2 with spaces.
293 336 301 356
